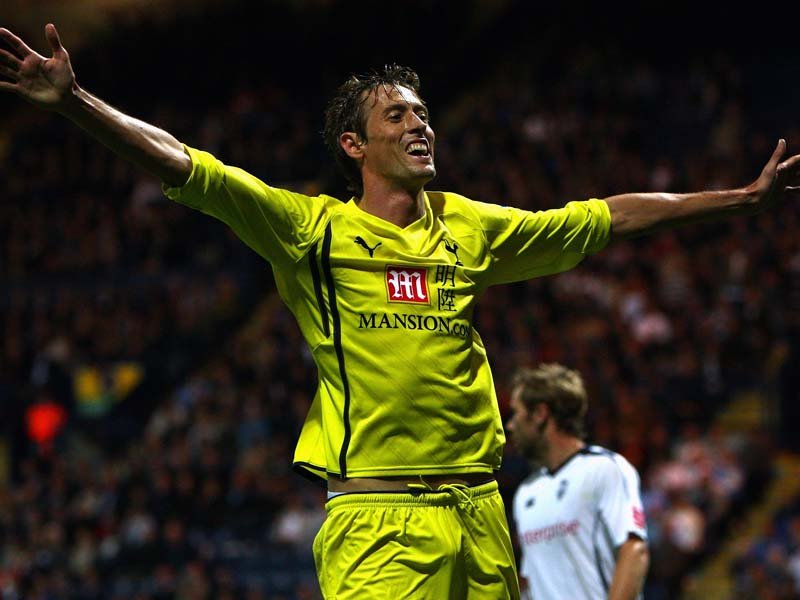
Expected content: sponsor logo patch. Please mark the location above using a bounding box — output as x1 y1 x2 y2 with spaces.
386 266 429 304
519 520 580 545
633 506 646 529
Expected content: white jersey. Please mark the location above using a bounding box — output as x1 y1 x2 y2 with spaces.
512 445 647 600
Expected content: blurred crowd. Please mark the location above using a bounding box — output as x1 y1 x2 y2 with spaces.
733 491 800 600
2 12 800 600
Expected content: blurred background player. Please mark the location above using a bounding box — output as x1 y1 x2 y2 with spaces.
507 364 649 600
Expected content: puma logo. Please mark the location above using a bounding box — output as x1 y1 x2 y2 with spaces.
443 239 463 265
354 236 382 258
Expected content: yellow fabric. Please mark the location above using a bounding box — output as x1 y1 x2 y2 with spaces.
313 481 520 599
164 146 612 480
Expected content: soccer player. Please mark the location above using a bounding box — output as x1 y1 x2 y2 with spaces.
507 364 649 600
1 23 798 599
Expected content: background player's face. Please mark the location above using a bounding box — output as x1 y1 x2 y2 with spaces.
359 85 436 189
506 387 548 464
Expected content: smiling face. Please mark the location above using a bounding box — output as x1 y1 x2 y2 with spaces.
342 84 436 194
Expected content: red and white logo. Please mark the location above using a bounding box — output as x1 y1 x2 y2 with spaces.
633 506 646 529
386 266 429 304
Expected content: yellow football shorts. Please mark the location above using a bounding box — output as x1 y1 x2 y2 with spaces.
313 480 520 599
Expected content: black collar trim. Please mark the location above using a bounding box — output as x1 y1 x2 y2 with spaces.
547 445 589 476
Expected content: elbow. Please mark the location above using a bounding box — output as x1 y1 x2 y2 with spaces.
604 193 674 240
605 199 638 240
608 205 649 240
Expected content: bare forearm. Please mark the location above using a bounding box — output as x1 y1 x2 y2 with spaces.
605 188 755 239
608 539 649 600
59 85 191 186
0 25 190 185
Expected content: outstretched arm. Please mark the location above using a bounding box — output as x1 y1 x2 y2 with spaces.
0 24 191 186
605 140 800 239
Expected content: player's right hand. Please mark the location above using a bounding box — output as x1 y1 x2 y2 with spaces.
0 24 75 110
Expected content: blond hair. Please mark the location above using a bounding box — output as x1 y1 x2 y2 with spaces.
511 363 588 438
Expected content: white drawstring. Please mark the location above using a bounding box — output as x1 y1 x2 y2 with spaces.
437 483 477 509
407 478 477 509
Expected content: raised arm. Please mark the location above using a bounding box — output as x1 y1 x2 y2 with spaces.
605 140 800 239
0 24 191 186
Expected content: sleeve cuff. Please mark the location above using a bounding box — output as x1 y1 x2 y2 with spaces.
588 198 612 254
162 144 197 202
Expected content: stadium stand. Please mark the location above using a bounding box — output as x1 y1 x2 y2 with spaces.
731 479 800 600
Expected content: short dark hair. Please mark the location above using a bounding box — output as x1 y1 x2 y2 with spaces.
323 65 422 197
511 364 588 438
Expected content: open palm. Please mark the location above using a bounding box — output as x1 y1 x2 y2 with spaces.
744 140 800 213
0 24 74 109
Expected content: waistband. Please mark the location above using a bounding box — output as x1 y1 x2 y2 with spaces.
328 472 494 493
325 480 499 509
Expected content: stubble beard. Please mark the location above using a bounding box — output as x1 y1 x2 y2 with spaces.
525 437 548 469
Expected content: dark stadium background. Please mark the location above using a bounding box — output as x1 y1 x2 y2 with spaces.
2 1 800 598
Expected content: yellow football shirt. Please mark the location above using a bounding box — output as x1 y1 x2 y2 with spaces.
164 146 611 481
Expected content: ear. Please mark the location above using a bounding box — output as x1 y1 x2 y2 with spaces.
533 402 550 421
533 402 551 433
340 132 365 160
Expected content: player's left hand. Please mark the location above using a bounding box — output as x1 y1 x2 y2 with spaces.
744 139 800 213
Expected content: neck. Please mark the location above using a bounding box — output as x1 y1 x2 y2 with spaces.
357 179 426 228
545 433 584 473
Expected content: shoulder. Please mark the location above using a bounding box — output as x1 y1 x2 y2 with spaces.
319 194 348 210
580 445 641 487
427 190 522 231
582 444 624 461
428 191 479 216
186 145 342 205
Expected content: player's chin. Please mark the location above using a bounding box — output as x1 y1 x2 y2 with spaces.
415 163 436 181
406 153 435 169
401 162 435 188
